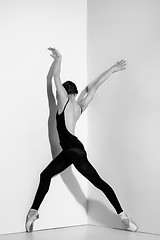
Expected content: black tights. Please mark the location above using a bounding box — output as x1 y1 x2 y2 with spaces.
31 148 123 214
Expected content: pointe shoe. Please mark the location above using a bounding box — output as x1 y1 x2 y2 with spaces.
119 212 138 232
25 209 39 232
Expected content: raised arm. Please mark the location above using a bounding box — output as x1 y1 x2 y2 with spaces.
77 60 126 111
48 48 67 103
46 59 56 108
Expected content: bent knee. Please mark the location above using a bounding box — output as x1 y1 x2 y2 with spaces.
40 170 48 179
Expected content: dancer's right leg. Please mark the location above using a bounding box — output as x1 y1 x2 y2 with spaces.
31 151 72 210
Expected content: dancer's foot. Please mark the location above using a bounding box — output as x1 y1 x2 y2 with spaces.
25 209 39 232
119 212 138 232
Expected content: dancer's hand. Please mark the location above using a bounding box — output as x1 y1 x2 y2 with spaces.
111 60 126 73
48 47 62 60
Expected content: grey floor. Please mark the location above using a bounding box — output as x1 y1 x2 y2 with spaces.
0 225 160 240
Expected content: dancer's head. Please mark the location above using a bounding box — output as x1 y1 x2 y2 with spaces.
62 81 78 95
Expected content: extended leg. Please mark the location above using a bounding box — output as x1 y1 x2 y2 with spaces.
65 148 138 232
65 148 123 214
31 151 72 210
26 151 72 232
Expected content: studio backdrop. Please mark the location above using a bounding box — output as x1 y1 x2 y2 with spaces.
0 0 87 235
87 0 160 235
0 0 160 236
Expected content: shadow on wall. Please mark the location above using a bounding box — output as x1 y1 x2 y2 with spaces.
46 62 87 211
88 198 122 230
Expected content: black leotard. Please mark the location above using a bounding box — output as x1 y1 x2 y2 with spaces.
56 99 84 150
31 100 123 214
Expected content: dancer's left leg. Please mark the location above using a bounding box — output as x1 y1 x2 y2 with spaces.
65 148 123 214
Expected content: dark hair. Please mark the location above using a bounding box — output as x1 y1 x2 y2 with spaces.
62 81 78 95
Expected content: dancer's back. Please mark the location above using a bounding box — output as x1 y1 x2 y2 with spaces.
56 95 83 136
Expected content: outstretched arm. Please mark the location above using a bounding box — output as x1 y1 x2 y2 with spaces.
77 60 126 111
46 60 56 108
48 48 67 102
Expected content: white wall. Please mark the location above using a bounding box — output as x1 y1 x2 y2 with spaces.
2 0 160 235
87 0 160 235
0 0 87 234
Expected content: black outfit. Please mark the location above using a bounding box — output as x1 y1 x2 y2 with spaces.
31 99 123 214
56 99 84 150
